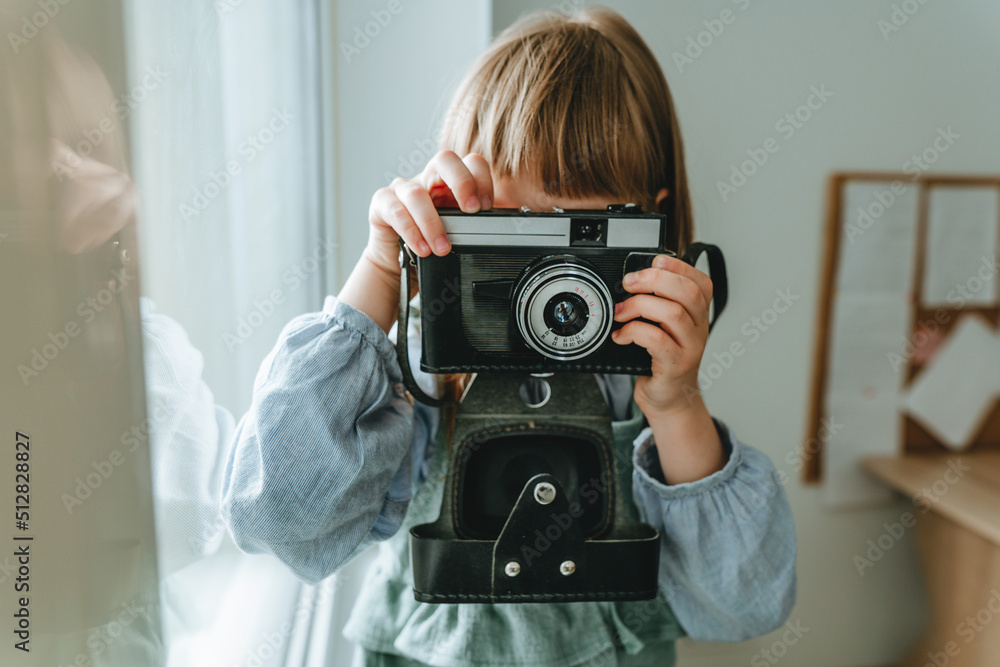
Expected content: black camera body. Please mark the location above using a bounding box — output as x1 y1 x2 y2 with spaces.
415 205 671 376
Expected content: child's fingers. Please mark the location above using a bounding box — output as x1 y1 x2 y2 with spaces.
614 294 700 348
371 185 429 256
622 265 711 326
393 179 451 256
462 153 494 210
648 254 714 307
423 150 482 214
611 319 681 360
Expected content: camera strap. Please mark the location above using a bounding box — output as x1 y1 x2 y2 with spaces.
681 242 728 333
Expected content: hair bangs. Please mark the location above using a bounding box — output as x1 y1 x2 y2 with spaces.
440 7 691 249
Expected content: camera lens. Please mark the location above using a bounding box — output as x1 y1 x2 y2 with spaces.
543 293 589 337
513 257 614 361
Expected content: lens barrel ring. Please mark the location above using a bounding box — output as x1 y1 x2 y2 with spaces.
513 257 614 361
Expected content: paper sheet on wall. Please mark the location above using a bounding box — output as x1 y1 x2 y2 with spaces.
823 180 918 508
822 293 912 507
836 182 918 295
902 314 1000 449
823 393 898 507
923 186 1000 307
825 293 913 400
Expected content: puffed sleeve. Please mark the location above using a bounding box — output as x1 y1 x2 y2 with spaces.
631 420 797 642
220 295 415 584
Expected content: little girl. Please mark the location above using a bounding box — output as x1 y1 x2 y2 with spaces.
222 8 796 666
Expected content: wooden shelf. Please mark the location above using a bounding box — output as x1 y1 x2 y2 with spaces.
864 452 1000 547
865 452 1000 666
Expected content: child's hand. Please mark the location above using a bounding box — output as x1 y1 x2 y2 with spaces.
612 254 714 418
364 150 494 276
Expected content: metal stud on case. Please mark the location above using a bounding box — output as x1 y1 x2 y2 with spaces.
533 481 556 505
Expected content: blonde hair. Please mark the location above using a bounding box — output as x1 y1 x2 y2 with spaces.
439 6 693 250
436 7 692 411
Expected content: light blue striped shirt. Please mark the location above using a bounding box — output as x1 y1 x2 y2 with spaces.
220 295 797 659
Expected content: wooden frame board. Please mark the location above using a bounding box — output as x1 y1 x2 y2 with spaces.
804 172 1000 483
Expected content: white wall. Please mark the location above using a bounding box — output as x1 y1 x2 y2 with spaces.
487 1 998 666
328 0 492 292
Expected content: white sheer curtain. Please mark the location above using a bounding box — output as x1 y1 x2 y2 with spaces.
122 1 331 665
125 0 328 413
120 0 490 664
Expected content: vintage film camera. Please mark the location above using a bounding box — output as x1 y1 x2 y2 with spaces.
418 204 674 375
396 205 727 604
